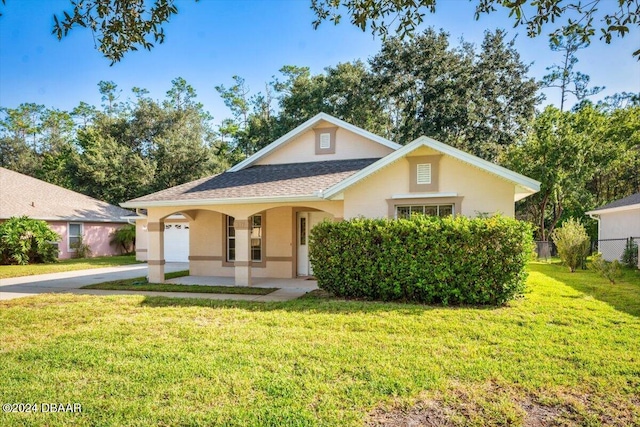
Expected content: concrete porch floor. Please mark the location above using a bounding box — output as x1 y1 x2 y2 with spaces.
165 275 319 301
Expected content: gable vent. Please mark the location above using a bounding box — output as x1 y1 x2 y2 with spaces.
319 133 331 149
417 163 432 184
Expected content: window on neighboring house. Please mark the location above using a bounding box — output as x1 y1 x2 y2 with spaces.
396 204 454 219
68 223 83 251
226 214 263 262
416 163 432 184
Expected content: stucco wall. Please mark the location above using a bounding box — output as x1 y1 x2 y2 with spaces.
135 219 148 261
254 122 394 165
599 209 640 239
185 206 299 278
49 221 123 259
597 208 640 262
343 149 515 219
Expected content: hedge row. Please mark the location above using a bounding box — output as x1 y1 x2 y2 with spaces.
309 215 533 305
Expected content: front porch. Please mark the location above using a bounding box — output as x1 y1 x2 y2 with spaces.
144 202 343 287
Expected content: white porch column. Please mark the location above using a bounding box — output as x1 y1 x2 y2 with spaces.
234 218 252 286
147 220 165 283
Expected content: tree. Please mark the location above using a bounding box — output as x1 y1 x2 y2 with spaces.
312 0 640 58
503 106 596 241
369 28 538 160
542 28 604 111
2 0 634 63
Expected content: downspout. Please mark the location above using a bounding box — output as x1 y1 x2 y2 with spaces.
587 213 600 254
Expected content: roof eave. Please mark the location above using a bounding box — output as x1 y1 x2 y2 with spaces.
586 203 640 215
120 194 326 209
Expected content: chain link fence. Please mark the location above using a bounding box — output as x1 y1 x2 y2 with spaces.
593 237 639 267
535 237 640 268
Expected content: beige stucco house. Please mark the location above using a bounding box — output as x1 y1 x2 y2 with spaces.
122 113 540 285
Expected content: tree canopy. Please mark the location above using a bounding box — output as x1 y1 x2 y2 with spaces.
1 0 637 63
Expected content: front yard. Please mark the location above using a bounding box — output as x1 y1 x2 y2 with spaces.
0 262 638 426
0 255 141 279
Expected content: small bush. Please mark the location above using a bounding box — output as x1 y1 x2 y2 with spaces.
590 253 622 284
111 224 136 254
621 239 638 268
551 218 589 272
309 215 533 305
0 216 60 265
70 235 92 259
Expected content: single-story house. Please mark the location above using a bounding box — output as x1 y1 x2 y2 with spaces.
0 167 134 258
122 113 541 285
587 192 640 264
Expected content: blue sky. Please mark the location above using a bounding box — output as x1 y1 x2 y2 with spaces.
1 0 638 125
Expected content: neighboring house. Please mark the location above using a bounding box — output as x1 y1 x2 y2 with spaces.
122 113 541 285
0 167 133 259
587 192 640 263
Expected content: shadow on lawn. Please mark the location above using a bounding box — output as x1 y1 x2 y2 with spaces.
530 262 640 318
137 292 502 315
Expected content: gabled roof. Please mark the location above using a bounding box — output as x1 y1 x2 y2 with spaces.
121 159 379 208
586 192 640 215
321 136 541 201
0 167 132 223
228 112 402 172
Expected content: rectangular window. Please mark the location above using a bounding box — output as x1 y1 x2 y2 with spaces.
319 133 331 149
395 204 454 219
299 217 307 246
416 163 432 184
68 223 83 251
226 214 262 262
227 216 235 262
251 215 262 262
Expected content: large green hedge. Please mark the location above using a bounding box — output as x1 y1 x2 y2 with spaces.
309 215 533 305
0 216 60 265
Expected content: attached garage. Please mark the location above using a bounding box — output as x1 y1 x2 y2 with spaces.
133 214 189 263
163 221 190 262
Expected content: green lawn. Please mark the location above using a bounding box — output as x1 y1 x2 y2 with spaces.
0 255 141 279
0 262 638 426
82 271 278 295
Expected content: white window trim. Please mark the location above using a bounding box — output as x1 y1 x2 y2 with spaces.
68 222 83 252
226 214 263 262
395 204 455 219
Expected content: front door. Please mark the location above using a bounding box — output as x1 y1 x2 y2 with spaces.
297 211 332 276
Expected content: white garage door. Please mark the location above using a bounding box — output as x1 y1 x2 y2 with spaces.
164 222 189 262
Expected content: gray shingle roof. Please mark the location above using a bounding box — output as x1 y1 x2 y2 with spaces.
127 158 380 203
0 167 132 222
590 192 640 212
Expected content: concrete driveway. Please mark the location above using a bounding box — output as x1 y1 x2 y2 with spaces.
0 263 188 301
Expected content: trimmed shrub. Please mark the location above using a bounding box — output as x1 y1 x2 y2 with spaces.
590 253 622 284
0 216 60 265
551 218 589 272
309 215 533 305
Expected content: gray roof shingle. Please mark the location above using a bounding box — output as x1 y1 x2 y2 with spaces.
127 158 380 203
590 192 640 212
0 167 132 222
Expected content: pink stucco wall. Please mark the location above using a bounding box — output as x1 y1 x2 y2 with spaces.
48 221 125 259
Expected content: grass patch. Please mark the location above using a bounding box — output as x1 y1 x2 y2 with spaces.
1 262 639 426
82 270 278 295
0 255 142 279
